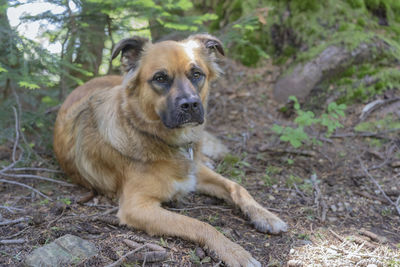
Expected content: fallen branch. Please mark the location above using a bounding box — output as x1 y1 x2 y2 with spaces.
359 229 387 244
358 156 400 216
0 217 29 226
0 173 73 186
0 179 51 200
0 205 24 213
123 239 168 263
105 245 147 267
0 239 26 245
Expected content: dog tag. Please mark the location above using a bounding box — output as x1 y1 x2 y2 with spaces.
187 146 194 160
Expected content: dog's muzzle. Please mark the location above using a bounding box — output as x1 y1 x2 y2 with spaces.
161 95 204 129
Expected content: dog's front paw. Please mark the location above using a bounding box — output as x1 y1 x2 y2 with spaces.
209 238 261 267
247 206 288 234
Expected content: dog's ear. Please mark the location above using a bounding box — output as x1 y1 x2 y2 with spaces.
186 34 225 79
187 34 225 57
111 36 149 73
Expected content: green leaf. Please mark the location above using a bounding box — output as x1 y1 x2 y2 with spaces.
19 81 40 90
0 66 7 73
289 96 300 110
271 124 284 134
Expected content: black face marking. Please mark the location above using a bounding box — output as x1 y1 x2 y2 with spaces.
188 67 205 91
148 70 172 94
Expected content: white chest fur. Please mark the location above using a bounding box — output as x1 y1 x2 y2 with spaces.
173 172 197 196
172 159 197 199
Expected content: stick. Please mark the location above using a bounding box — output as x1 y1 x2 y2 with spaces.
1 173 74 186
0 179 51 200
11 107 19 163
167 205 232 212
359 229 387 244
329 229 344 242
0 205 24 213
0 239 26 245
0 217 28 226
358 156 400 216
354 191 390 205
105 245 147 267
8 167 62 173
102 206 118 215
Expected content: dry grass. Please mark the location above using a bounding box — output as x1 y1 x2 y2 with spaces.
287 229 400 267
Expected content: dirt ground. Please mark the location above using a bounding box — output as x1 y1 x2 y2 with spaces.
1 59 399 266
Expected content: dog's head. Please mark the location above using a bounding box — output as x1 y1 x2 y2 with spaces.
112 34 224 129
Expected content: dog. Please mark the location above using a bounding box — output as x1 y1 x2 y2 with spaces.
54 34 287 266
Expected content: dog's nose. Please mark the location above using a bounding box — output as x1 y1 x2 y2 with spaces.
178 97 201 113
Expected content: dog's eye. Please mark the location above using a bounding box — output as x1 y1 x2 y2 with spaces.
153 73 168 83
191 71 204 81
192 72 201 79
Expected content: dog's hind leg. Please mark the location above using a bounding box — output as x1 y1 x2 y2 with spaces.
117 186 261 267
197 163 288 234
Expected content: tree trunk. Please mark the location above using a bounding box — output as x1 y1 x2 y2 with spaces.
72 2 107 81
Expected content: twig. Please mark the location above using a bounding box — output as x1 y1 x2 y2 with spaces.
7 167 62 173
354 191 390 205
213 261 223 267
0 205 24 213
0 179 51 200
331 129 398 140
0 173 74 186
11 107 19 163
4 227 30 239
105 245 147 267
257 145 317 157
311 174 327 223
47 209 65 228
329 229 344 242
358 156 400 216
167 205 232 212
102 206 118 215
0 239 26 245
0 217 29 226
359 229 387 244
293 183 308 200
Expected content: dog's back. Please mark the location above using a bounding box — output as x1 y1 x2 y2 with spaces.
54 75 123 191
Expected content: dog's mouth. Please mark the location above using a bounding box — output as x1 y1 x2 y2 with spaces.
161 111 204 129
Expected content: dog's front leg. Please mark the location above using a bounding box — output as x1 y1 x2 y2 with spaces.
117 182 261 267
197 164 288 234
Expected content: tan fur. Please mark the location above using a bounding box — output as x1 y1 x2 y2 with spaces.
54 34 287 267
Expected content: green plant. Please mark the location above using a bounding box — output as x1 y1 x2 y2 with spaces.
262 166 281 186
216 153 251 184
59 198 71 205
272 96 346 148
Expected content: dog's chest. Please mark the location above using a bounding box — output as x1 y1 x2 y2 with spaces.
172 150 197 198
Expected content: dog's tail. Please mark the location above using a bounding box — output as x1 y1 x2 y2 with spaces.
201 131 229 160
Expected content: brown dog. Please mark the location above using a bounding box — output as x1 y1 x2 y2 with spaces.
54 34 287 266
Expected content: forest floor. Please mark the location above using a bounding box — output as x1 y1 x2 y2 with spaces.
0 59 399 266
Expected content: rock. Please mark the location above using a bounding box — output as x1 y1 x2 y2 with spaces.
25 234 98 267
330 205 337 212
273 39 389 103
195 247 206 260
